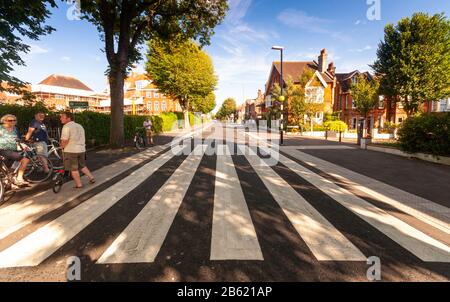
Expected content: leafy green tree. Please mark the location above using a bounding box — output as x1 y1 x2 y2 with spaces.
216 98 236 120
146 37 217 129
78 0 227 145
350 74 380 137
0 1 56 95
191 93 216 114
372 12 450 116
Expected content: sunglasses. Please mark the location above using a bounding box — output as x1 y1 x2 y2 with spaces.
6 119 16 122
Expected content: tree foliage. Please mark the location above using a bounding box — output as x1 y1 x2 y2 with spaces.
372 12 450 116
216 98 236 120
0 0 56 94
78 0 227 144
350 74 380 119
146 37 217 126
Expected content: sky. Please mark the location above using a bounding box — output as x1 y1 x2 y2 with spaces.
10 0 450 111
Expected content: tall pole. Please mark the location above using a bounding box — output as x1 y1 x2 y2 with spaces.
280 48 284 145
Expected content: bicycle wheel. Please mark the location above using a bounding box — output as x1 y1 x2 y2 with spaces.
135 136 146 150
24 155 54 183
52 173 64 194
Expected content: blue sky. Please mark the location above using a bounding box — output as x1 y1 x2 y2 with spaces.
11 0 450 110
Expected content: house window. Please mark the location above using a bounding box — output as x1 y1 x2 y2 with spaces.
379 96 385 108
154 91 160 98
439 98 450 112
162 101 167 112
305 87 324 104
146 91 151 98
352 99 356 109
146 102 152 111
55 94 64 100
135 80 148 90
398 118 403 123
154 101 159 111
352 118 357 129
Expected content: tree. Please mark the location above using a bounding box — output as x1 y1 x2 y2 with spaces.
372 12 450 117
191 92 216 114
350 74 380 137
0 1 56 94
78 0 227 146
216 98 236 121
146 37 217 128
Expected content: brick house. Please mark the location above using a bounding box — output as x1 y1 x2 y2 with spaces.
31 74 108 111
264 49 337 125
99 72 182 115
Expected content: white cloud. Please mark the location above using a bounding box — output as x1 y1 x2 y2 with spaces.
60 56 71 62
29 44 49 55
355 20 361 25
349 45 373 53
226 0 253 25
277 9 331 34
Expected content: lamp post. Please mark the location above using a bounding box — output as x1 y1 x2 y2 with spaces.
272 46 284 145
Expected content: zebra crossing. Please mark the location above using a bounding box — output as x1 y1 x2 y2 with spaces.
0 139 448 274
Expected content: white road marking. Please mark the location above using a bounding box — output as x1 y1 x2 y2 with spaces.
277 152 450 262
239 145 366 261
282 149 450 235
211 145 263 261
97 145 206 264
0 147 184 268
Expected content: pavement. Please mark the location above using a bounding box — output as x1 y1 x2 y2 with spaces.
0 122 448 281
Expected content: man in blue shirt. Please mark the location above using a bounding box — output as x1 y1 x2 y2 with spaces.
25 112 50 173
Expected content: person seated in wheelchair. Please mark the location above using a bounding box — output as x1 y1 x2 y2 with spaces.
0 114 30 186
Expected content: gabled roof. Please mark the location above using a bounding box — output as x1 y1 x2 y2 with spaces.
336 70 373 92
38 74 93 91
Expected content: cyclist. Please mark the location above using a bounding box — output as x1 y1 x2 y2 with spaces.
24 111 50 173
143 117 154 145
0 114 30 186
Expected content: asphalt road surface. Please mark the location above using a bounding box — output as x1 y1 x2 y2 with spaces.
0 122 448 281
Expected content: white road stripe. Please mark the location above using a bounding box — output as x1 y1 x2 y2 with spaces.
282 149 450 235
97 145 206 264
0 147 185 268
211 145 263 261
281 146 356 150
0 123 213 242
276 152 450 262
238 145 366 261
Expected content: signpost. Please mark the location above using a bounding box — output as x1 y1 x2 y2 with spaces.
69 101 89 109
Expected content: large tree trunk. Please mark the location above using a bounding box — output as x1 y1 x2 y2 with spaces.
109 71 125 147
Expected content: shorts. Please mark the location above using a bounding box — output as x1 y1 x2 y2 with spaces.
33 141 48 156
63 152 86 171
145 129 152 137
0 149 24 162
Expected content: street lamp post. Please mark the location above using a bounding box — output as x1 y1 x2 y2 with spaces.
272 46 284 145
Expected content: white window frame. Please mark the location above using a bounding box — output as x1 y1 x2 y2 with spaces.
154 91 160 98
162 101 167 112
378 95 385 109
146 102 152 111
154 101 159 111
146 91 151 98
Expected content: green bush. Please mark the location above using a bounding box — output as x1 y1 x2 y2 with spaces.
324 121 348 133
398 113 450 156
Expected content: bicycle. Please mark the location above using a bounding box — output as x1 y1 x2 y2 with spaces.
134 127 146 150
17 140 54 183
46 138 63 169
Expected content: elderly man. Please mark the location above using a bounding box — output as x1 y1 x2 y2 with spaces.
25 111 50 173
59 111 95 189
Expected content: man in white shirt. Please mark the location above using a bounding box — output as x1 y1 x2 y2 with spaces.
60 112 95 189
143 117 154 145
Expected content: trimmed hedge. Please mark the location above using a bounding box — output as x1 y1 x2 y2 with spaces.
0 104 196 147
398 113 450 156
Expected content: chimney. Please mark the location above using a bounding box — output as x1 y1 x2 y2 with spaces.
318 49 328 72
327 62 336 75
